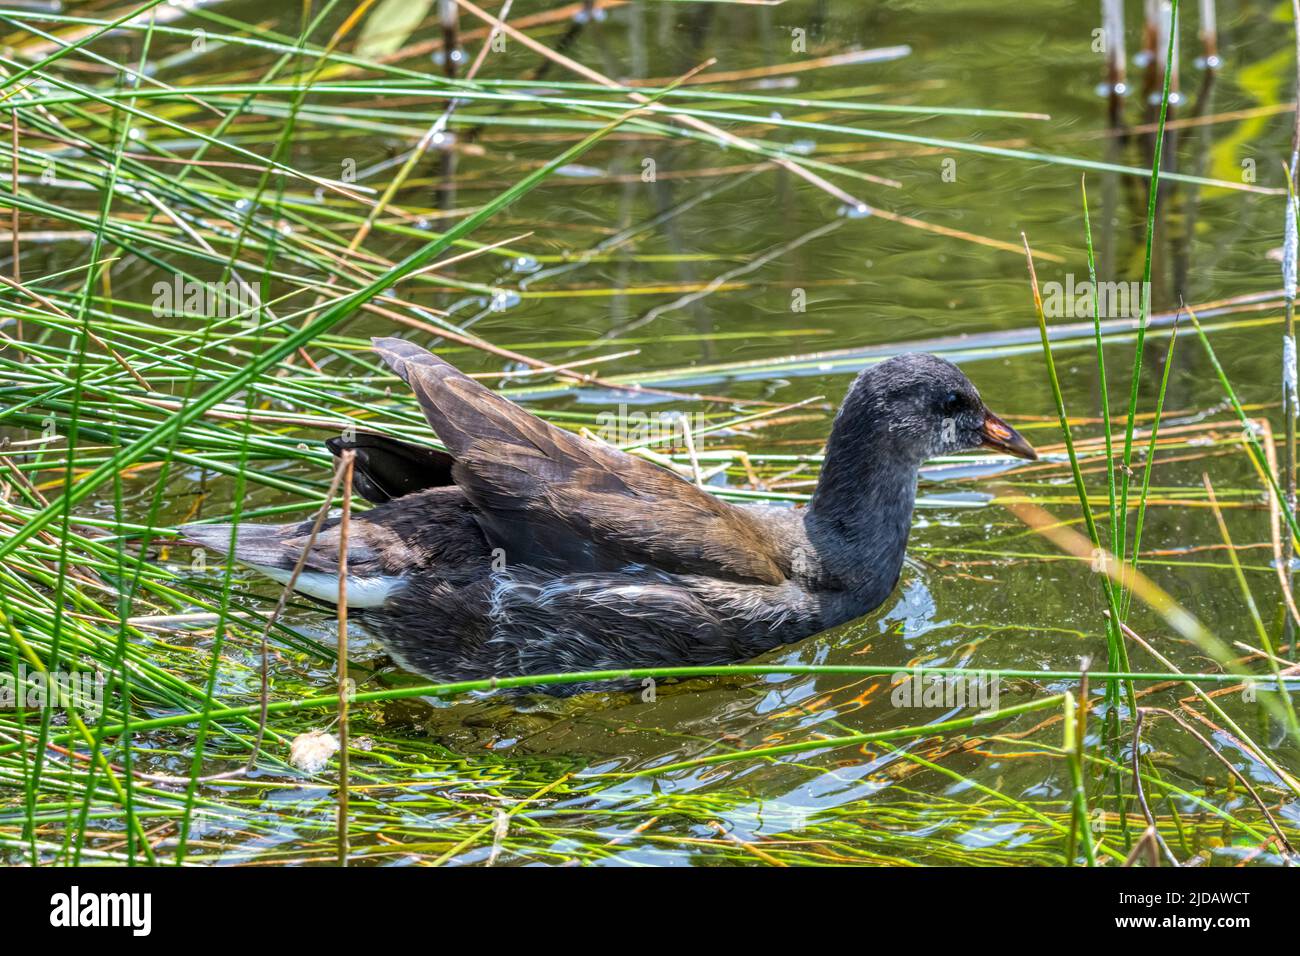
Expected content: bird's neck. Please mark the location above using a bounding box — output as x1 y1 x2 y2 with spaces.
805 417 919 609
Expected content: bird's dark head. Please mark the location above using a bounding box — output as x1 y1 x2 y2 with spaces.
836 353 1037 465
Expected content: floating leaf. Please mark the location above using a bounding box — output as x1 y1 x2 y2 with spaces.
356 0 435 61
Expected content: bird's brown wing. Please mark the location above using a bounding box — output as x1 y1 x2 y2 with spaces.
372 337 788 585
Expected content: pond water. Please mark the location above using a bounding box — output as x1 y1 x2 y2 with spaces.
3 0 1299 865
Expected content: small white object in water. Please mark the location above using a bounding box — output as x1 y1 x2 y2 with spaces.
289 730 339 774
837 202 872 219
555 164 605 179
489 289 521 312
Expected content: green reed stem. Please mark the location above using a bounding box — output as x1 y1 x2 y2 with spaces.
1062 691 1097 865
1116 0 1179 574
1122 319 1180 620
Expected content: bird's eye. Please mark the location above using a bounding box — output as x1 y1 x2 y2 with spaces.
940 391 962 416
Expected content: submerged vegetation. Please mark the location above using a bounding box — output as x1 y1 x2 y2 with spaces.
0 0 1298 866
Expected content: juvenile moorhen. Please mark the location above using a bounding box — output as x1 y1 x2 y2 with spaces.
180 338 1036 695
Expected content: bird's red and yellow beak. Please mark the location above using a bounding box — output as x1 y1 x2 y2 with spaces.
979 410 1038 460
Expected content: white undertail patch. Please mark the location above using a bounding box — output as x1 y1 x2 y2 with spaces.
249 565 401 608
